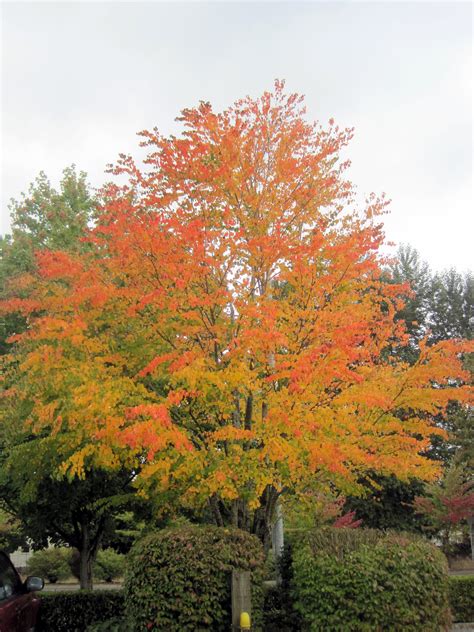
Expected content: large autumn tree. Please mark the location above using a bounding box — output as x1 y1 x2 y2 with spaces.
2 82 472 549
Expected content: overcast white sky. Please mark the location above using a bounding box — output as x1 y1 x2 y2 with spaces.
1 1 472 271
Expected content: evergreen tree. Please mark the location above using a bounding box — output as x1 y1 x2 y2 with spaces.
0 166 96 353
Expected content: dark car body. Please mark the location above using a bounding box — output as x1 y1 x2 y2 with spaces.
0 552 43 632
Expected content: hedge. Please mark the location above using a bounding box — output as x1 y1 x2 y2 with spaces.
124 525 265 632
449 575 474 623
36 590 124 632
291 529 451 632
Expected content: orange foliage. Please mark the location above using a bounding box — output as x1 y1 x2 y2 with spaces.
3 82 472 521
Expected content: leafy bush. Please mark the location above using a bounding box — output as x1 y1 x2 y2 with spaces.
125 525 265 631
26 547 71 583
300 525 422 559
291 528 451 631
95 548 126 582
86 617 129 632
449 575 474 623
37 590 124 632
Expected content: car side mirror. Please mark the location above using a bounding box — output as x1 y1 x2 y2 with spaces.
25 576 44 592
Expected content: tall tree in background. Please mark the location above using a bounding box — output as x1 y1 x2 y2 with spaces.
0 166 95 354
3 83 471 551
390 244 432 349
429 269 473 345
426 267 473 467
0 167 144 589
414 463 474 557
345 247 473 530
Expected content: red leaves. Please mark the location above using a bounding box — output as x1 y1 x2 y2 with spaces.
443 492 474 524
36 250 84 280
122 404 193 460
414 466 474 528
333 510 363 529
138 353 176 378
126 404 171 424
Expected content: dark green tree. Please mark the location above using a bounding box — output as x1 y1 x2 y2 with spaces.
0 167 146 589
427 269 473 468
0 166 96 353
428 269 473 344
390 244 432 344
0 439 136 589
344 474 427 532
346 248 472 529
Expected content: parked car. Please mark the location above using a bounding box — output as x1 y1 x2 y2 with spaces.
0 551 43 632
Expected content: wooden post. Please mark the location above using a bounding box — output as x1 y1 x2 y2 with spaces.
231 570 251 631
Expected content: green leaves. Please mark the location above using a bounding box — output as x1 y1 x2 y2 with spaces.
37 591 125 632
291 529 451 631
449 575 474 623
124 526 265 632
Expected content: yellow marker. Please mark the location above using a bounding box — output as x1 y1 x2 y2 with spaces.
240 611 251 629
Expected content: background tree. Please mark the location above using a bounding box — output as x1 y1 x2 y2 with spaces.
2 84 472 553
0 167 146 589
345 248 473 530
427 269 473 467
389 244 432 353
0 446 136 590
0 307 145 589
0 166 95 354
344 474 426 532
0 509 29 554
428 269 474 345
413 463 474 557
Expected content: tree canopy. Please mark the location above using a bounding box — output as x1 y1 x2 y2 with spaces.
1 83 472 546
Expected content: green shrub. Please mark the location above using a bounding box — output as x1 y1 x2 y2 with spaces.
95 548 126 582
37 590 124 632
125 525 265 632
449 575 474 623
292 529 451 632
300 526 420 560
26 547 71 583
86 617 129 632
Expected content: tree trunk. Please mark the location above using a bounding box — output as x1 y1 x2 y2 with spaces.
79 519 93 590
252 485 279 554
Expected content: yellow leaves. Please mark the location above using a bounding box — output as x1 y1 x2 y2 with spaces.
32 400 59 432
60 445 96 479
209 427 255 443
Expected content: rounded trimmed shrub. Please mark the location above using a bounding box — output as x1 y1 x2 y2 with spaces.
124 525 265 631
292 529 451 631
26 547 71 583
95 548 126 582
